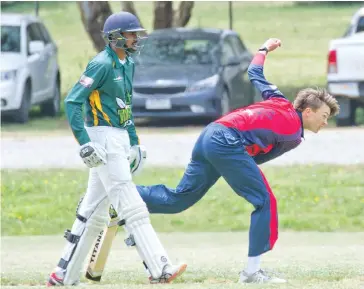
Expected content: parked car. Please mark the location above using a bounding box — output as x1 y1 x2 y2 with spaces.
327 7 364 126
0 13 61 123
132 27 260 120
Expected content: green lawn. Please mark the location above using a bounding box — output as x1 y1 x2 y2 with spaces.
1 1 364 131
2 2 361 94
2 165 364 236
2 232 364 288
0 112 206 135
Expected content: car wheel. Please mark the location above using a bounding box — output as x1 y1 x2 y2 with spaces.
12 83 31 123
40 79 61 117
220 89 230 116
335 97 357 127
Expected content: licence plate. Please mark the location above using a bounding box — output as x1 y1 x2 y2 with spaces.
145 99 171 110
328 82 359 98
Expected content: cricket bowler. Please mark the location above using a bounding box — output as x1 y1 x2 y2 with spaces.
47 11 186 286
136 38 340 283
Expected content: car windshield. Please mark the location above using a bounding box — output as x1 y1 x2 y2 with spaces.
1 25 21 53
356 16 364 33
135 37 219 65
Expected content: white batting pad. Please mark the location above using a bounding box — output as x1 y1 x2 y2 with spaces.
61 200 109 285
119 182 171 279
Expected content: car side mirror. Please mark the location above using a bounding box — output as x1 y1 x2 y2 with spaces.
29 40 45 55
223 56 241 66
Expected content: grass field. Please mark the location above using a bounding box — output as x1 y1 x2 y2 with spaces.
1 232 364 288
1 1 364 130
0 114 207 135
2 1 361 93
2 165 364 236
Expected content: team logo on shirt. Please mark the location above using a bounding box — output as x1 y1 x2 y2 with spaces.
113 75 123 82
117 94 132 126
246 109 254 116
79 75 94 88
118 106 132 126
116 98 126 109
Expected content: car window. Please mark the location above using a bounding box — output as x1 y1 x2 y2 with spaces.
135 37 219 65
1 25 21 53
343 24 354 37
38 23 52 44
27 23 44 42
27 23 45 55
356 16 364 33
221 36 236 65
230 36 247 56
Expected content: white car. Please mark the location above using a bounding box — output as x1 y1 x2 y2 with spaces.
1 13 61 123
327 7 364 126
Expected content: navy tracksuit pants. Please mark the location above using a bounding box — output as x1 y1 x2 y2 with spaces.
137 123 278 257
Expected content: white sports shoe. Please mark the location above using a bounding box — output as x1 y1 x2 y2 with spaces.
149 263 187 284
239 269 286 284
47 271 64 287
47 269 81 287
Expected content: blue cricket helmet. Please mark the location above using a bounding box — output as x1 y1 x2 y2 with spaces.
102 12 147 53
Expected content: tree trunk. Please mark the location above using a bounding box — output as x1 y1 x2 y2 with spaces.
153 1 173 30
78 1 196 52
173 1 194 27
77 1 112 52
121 1 144 29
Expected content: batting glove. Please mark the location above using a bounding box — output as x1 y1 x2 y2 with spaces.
79 142 107 168
129 145 147 176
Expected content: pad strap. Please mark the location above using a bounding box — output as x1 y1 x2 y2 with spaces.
64 229 81 244
124 234 136 247
58 258 68 269
76 213 87 223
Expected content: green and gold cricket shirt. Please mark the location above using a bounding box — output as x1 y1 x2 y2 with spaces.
65 45 138 146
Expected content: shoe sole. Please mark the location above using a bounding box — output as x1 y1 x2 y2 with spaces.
47 279 61 287
167 263 187 283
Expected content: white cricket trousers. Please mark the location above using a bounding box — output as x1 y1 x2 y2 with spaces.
83 126 133 215
59 126 172 285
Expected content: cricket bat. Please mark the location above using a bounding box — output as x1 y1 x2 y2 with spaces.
85 207 122 282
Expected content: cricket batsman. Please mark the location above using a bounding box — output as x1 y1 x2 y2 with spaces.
136 38 340 283
47 12 186 286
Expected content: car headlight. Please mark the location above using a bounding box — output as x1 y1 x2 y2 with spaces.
185 74 219 92
0 70 17 82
